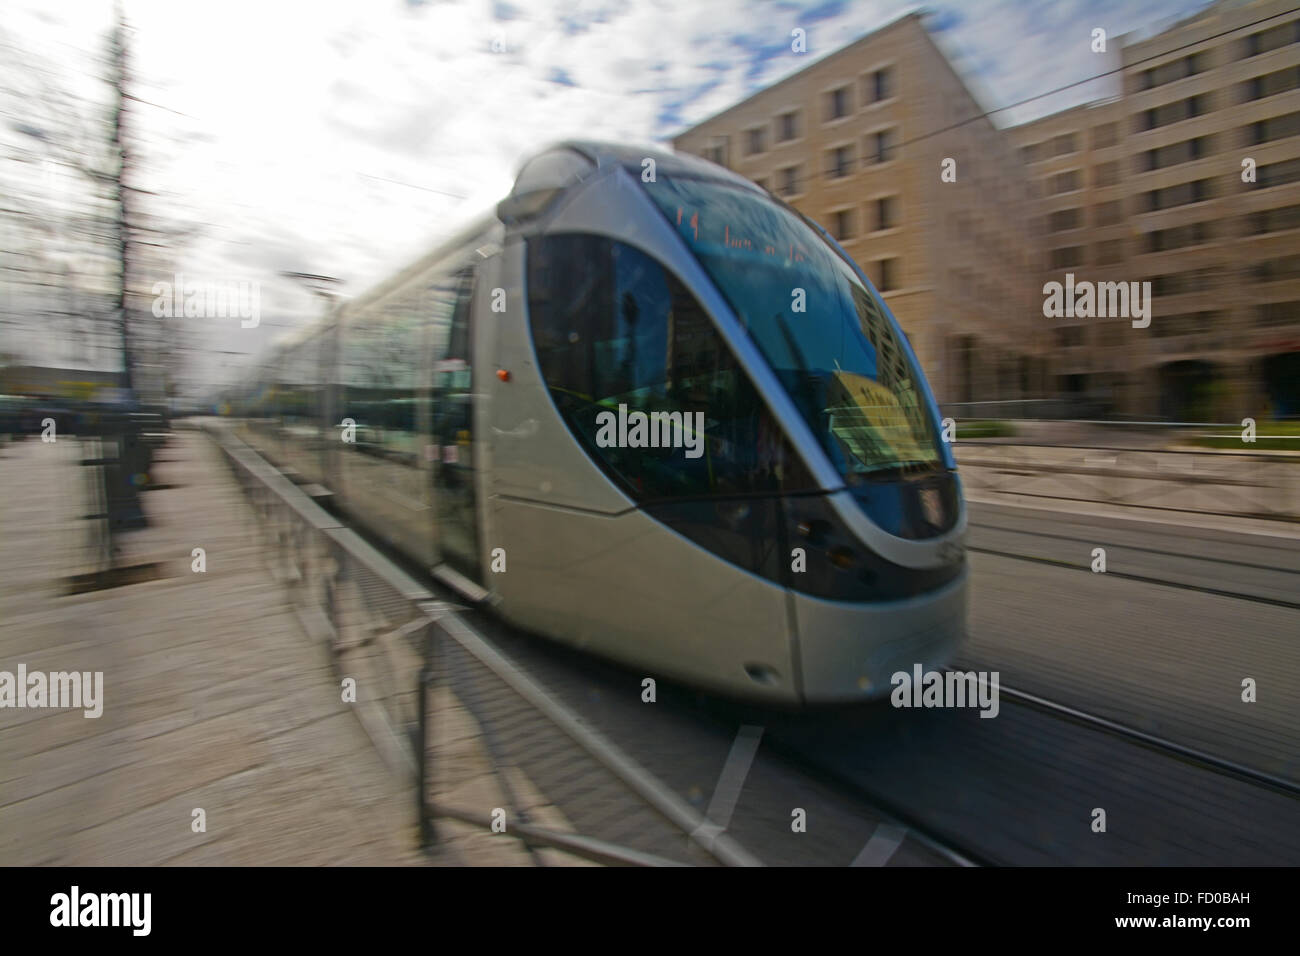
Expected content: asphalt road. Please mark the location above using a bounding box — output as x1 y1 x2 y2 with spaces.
451 499 1300 865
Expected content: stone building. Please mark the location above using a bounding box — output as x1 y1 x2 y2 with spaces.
1011 0 1300 420
672 12 1051 409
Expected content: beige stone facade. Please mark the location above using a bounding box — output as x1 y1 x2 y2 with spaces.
1013 0 1300 420
676 1 1300 421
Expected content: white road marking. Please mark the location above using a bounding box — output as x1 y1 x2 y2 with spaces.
852 822 909 867
705 724 764 829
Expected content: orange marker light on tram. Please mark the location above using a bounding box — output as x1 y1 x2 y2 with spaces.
496 368 511 382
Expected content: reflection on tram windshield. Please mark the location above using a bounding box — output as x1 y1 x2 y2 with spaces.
643 174 943 478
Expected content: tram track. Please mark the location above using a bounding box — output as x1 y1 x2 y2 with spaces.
965 544 1300 610
228 430 1300 864
962 676 1300 799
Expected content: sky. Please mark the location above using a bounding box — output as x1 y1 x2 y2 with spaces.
1 0 1217 390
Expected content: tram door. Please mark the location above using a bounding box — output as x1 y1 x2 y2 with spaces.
432 266 481 582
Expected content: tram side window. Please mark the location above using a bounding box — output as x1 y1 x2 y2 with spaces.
526 233 812 500
281 338 316 427
340 293 423 459
432 266 475 449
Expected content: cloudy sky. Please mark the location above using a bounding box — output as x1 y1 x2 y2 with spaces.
3 0 1214 389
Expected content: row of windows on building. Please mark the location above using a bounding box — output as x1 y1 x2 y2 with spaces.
755 134 1043 207
823 196 900 241
1022 62 1300 166
1046 202 1300 265
1124 24 1298 98
819 132 900 177
1045 178 1213 223
1023 91 1216 161
730 66 897 160
1134 112 1300 170
1042 159 1300 237
1130 13 1298 91
1043 147 1300 197
1053 180 1292 225
749 129 900 195
1143 258 1300 293
1051 298 1300 345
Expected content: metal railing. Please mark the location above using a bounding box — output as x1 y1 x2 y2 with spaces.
67 424 159 593
207 420 763 866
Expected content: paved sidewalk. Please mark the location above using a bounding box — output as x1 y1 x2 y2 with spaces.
0 428 568 865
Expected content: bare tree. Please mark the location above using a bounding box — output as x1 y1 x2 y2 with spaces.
0 5 196 400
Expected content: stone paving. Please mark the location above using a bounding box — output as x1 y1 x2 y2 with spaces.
0 427 583 866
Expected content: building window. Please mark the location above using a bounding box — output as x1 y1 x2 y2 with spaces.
1150 268 1222 296
1145 179 1213 212
778 165 800 197
1146 221 1213 253
1247 111 1300 146
1240 20 1300 60
776 110 800 142
1136 52 1209 92
1257 157 1300 188
825 144 855 178
831 208 855 241
1048 169 1083 194
1050 133 1078 157
1246 204 1300 235
1135 94 1211 132
1094 200 1124 226
826 86 851 121
705 145 725 166
874 257 898 291
1094 239 1125 265
1141 136 1212 172
1048 208 1082 232
1256 300 1300 327
875 196 898 232
745 127 766 156
871 128 898 164
1020 142 1042 164
1091 123 1118 149
1251 255 1300 283
868 67 894 103
1241 65 1300 102
1093 162 1120 187
1049 246 1085 269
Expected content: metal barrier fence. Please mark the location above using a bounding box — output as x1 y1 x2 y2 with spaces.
955 441 1299 520
66 430 161 593
207 421 762 866
79 436 114 578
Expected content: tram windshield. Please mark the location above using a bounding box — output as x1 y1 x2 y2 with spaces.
642 173 945 481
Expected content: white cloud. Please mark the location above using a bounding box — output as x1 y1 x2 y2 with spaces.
1 0 1215 387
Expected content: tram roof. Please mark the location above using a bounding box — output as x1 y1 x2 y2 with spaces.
535 139 763 193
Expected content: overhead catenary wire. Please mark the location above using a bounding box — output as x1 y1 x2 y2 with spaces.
727 6 1299 193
